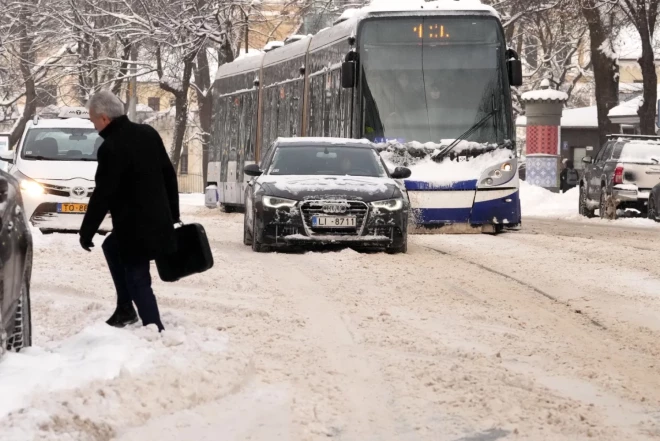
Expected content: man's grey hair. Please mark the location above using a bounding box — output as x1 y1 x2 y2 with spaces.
88 91 125 119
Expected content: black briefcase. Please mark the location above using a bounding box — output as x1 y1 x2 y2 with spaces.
156 223 214 282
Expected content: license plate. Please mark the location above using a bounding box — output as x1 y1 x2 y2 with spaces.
312 216 356 228
57 203 88 213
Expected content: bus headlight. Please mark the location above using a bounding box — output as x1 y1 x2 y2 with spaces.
478 158 517 188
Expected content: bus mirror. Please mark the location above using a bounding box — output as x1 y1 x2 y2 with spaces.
507 58 523 87
341 61 356 88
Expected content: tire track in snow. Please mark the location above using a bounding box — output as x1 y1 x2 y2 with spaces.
423 245 607 330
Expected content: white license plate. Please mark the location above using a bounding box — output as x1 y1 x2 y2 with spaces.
312 216 357 228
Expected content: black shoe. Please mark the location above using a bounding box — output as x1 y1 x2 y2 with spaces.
106 303 139 328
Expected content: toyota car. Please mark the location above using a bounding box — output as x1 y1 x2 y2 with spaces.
242 138 411 253
0 107 112 233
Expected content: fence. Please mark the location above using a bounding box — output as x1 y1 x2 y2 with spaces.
178 173 204 194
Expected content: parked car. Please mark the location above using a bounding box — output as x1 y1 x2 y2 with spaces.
0 169 33 357
648 182 660 221
0 107 112 233
242 138 411 253
579 135 660 219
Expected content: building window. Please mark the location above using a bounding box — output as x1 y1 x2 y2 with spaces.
36 85 57 107
147 97 160 112
180 142 188 175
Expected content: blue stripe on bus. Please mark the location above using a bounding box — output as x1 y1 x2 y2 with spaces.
470 190 521 225
404 180 478 191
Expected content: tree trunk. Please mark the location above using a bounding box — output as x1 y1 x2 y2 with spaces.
167 56 195 171
194 48 213 186
581 1 619 146
636 16 658 135
9 6 38 147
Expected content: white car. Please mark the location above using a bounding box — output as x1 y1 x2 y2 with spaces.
0 107 111 233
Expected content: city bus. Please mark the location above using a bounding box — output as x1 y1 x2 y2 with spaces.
209 0 523 232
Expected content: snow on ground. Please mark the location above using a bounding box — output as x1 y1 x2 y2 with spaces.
6 193 660 440
520 181 660 228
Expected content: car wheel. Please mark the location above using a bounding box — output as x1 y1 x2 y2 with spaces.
251 212 267 253
7 275 32 352
243 212 253 246
386 235 408 254
649 198 659 222
579 185 595 218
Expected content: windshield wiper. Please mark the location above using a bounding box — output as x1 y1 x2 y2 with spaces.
433 108 498 162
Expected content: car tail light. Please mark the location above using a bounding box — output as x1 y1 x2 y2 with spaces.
614 166 624 185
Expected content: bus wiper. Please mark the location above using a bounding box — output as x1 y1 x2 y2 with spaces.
433 109 498 161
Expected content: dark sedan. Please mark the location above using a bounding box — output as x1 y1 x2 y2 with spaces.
0 170 33 357
242 138 411 253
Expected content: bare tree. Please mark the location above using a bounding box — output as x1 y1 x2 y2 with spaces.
580 0 621 145
616 0 660 134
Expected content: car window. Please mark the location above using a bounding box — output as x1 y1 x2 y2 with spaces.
617 142 660 164
267 146 387 177
260 144 274 169
599 142 614 163
593 142 608 163
21 128 100 161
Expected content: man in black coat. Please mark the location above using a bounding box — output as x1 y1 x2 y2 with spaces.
80 91 180 331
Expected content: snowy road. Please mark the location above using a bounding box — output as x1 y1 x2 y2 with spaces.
3 202 660 440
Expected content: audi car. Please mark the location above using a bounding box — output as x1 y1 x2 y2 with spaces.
0 169 33 357
242 138 411 253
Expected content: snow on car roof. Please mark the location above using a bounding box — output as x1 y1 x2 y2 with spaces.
275 137 374 147
26 118 95 129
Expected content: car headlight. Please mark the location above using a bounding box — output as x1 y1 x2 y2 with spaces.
371 198 404 211
262 196 297 209
479 158 517 188
15 172 44 196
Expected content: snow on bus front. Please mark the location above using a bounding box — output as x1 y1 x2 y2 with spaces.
378 140 520 233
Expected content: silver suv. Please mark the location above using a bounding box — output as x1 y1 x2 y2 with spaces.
579 135 660 219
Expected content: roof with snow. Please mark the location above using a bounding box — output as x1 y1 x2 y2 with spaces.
516 105 598 129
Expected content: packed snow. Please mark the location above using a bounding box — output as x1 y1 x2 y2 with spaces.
4 193 660 440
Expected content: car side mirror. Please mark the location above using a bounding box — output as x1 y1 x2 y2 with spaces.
0 150 14 164
582 156 592 164
390 166 411 179
341 61 356 88
244 163 262 177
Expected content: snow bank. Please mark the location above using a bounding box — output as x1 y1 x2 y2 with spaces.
179 193 205 206
520 181 578 218
0 324 152 419
0 318 228 420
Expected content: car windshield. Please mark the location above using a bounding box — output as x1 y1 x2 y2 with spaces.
21 128 101 161
268 146 387 177
614 142 660 164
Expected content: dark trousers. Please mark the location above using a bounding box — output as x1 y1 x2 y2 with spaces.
102 233 164 331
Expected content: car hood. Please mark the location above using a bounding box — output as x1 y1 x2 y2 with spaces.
259 175 399 202
16 159 97 181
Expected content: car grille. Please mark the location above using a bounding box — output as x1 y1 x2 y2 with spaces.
300 200 369 235
41 183 94 198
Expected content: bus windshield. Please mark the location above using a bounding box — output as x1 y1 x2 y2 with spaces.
359 17 510 145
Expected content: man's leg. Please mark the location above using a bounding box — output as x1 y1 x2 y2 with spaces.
124 261 164 332
101 234 138 326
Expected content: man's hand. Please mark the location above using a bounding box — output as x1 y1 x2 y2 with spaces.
80 236 95 252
